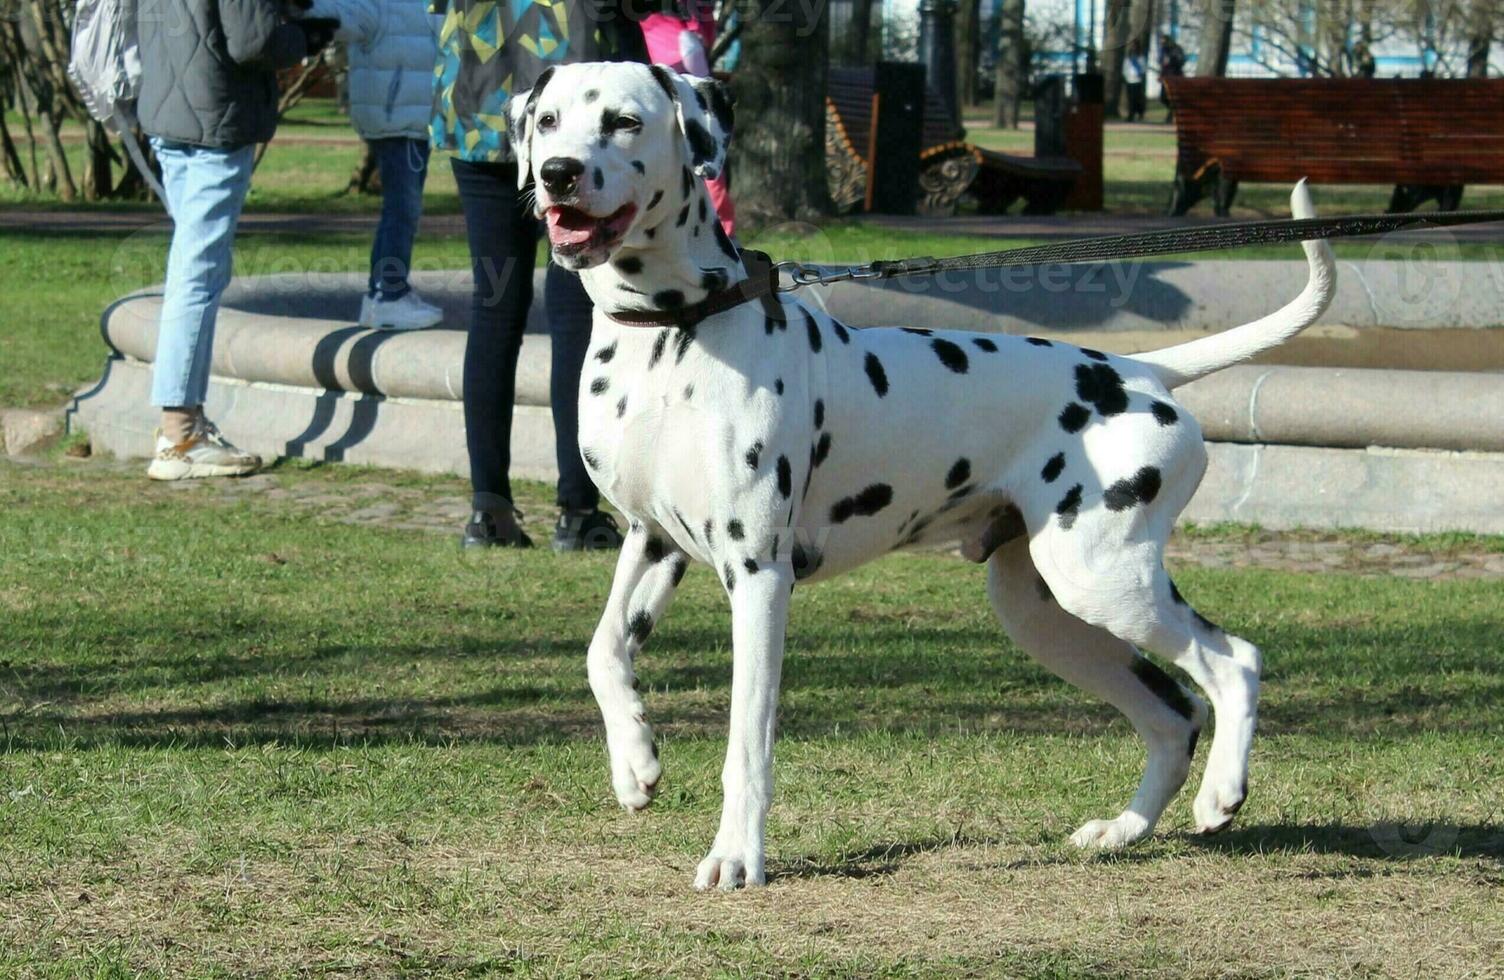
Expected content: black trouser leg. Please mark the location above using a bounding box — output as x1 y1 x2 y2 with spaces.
452 157 537 512
544 264 600 512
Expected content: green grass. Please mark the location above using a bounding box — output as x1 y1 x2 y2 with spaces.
1 458 1501 976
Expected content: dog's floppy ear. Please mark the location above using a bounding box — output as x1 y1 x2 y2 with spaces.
507 67 555 190
649 65 734 181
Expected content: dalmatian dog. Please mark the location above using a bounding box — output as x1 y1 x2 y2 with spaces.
509 62 1336 890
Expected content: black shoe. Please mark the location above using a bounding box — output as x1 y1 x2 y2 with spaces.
461 509 533 549
552 508 624 552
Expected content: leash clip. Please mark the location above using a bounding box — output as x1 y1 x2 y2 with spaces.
774 261 885 292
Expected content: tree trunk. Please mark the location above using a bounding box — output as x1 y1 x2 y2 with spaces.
1467 0 1493 77
84 119 116 200
0 110 25 186
993 0 1026 127
1197 0 1235 77
729 0 831 223
348 138 382 194
848 0 876 64
1130 0 1156 57
1101 0 1133 118
954 0 981 108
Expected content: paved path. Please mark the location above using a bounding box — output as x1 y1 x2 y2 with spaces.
22 456 1499 581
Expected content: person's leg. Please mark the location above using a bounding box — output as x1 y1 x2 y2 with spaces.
453 157 537 546
145 141 260 480
368 138 430 301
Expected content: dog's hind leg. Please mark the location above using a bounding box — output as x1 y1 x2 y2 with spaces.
694 558 795 891
1028 522 1261 838
588 524 688 811
987 537 1207 848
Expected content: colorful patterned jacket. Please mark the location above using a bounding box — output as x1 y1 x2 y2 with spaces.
428 0 647 162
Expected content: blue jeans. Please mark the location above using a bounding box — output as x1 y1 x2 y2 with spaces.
150 139 255 408
368 138 430 300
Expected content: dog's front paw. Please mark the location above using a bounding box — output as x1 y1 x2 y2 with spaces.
608 718 661 811
1070 813 1151 850
693 847 765 892
1193 777 1247 835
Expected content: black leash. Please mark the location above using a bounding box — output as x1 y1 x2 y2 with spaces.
779 209 1504 289
606 209 1504 328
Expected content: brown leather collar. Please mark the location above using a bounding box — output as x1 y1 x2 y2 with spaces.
603 250 780 329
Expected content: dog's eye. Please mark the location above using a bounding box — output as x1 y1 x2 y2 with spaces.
537 111 558 132
611 114 642 134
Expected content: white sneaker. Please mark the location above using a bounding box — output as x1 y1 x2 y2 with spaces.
359 290 443 331
146 419 262 480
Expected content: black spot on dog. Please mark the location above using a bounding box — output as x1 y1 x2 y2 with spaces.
1130 657 1195 720
1035 575 1053 602
830 320 850 344
654 289 685 310
1082 348 1109 362
931 338 969 374
703 519 715 548
1026 337 1053 347
628 610 654 643
830 483 894 523
745 440 762 471
647 189 664 210
631 159 645 174
1041 452 1066 483
685 118 716 167
805 311 822 352
973 337 998 352
1075 363 1128 417
1151 401 1179 426
945 458 970 489
674 326 695 363
814 400 824 429
1103 466 1162 511
682 383 694 400
722 562 735 593
901 327 932 336
592 167 604 190
681 165 693 199
676 204 690 227
649 64 677 100
644 536 667 563
589 377 609 395
864 353 889 397
776 456 792 499
727 519 745 541
616 396 627 418
698 197 708 223
700 268 728 292
595 341 617 363
1055 483 1084 529
945 483 975 505
775 378 784 396
1170 578 1222 633
1059 403 1091 433
791 541 823 579
614 256 642 275
583 88 599 103
644 227 656 239
649 329 669 368
813 432 832 466
713 220 738 260
701 79 735 132
742 557 760 575
581 447 600 469
673 508 694 538
670 555 688 587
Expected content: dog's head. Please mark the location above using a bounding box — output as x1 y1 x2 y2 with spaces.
509 62 733 270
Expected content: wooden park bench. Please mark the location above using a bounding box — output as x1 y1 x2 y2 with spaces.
826 66 1082 216
1163 77 1504 215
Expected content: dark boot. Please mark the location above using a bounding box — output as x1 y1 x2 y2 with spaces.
551 509 624 552
462 504 533 549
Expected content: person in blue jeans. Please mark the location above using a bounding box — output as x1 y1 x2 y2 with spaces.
135 0 337 480
313 0 443 330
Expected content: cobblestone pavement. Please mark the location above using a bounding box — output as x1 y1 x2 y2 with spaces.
24 457 1498 581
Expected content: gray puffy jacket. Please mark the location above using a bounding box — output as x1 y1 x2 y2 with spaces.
310 0 438 140
136 0 308 148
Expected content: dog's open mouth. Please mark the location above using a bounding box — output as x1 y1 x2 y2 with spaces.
545 203 637 254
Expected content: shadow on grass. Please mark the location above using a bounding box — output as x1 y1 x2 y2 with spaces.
1185 822 1504 862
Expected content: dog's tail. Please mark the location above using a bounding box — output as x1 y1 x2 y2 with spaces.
1132 180 1337 390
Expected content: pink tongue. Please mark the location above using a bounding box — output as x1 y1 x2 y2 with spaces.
547 208 596 246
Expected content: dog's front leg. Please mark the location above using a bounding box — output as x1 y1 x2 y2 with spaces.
588 528 685 811
694 562 795 891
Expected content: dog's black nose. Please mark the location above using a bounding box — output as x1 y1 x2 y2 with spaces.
539 156 585 195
